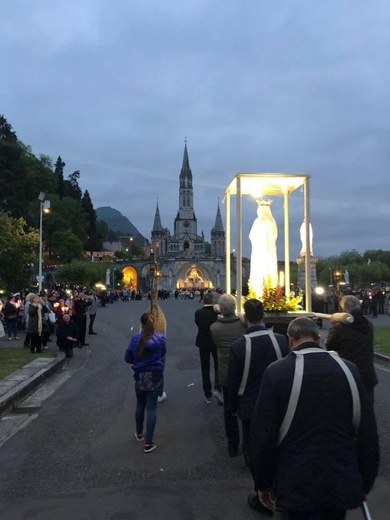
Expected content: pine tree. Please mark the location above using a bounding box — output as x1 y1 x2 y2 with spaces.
0 115 24 215
54 156 65 199
81 189 100 254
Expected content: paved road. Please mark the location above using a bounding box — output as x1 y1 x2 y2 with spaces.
0 299 389 519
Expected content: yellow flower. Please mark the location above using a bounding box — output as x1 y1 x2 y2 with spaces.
247 277 302 312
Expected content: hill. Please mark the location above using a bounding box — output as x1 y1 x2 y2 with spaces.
96 206 145 238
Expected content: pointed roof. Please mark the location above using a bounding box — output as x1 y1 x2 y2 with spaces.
180 141 192 188
212 202 224 233
152 201 163 231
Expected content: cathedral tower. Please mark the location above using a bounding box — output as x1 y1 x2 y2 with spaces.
211 202 225 257
168 142 205 255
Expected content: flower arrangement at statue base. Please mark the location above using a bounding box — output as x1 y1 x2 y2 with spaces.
248 278 302 313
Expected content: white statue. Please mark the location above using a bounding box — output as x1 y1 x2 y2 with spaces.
300 218 313 257
343 270 350 284
249 199 278 297
106 268 111 286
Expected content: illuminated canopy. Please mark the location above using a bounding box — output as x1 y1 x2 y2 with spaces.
224 172 312 313
225 172 309 196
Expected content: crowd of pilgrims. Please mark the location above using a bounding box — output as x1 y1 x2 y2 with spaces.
0 286 144 357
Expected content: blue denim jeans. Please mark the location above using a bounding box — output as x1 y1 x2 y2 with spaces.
135 383 162 443
7 319 18 338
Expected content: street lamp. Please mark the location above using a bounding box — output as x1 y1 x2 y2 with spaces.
149 252 161 313
38 192 50 293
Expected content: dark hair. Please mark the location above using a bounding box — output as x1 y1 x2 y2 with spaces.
244 299 264 323
138 313 155 359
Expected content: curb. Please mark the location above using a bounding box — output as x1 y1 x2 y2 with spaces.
0 352 66 415
374 351 390 367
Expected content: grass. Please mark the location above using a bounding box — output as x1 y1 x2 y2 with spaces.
0 347 57 380
374 327 390 355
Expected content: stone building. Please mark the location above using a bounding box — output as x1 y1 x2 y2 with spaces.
147 142 229 292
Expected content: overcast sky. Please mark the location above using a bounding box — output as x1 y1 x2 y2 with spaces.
2 0 389 259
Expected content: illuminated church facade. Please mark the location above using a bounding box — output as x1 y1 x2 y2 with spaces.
148 143 229 292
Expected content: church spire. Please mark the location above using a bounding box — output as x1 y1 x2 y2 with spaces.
180 139 192 188
153 200 163 231
213 202 224 232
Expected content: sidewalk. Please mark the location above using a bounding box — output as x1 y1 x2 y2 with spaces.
0 345 66 414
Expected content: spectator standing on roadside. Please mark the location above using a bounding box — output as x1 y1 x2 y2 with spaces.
87 290 99 335
4 294 19 341
72 292 91 346
326 295 378 409
250 317 379 519
210 293 246 457
27 295 48 353
23 293 35 349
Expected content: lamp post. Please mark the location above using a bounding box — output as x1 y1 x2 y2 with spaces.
38 192 50 293
328 267 333 287
149 252 161 313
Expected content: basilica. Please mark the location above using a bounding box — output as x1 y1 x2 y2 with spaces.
148 142 231 292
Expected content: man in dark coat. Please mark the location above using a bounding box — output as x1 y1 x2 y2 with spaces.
326 295 378 409
250 317 379 519
72 292 91 346
228 298 288 515
194 292 221 403
56 314 78 358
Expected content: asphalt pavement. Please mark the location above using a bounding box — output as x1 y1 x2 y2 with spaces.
0 303 389 519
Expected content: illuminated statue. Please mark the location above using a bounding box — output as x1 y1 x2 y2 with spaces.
299 218 313 257
343 270 350 284
106 268 111 286
249 199 278 297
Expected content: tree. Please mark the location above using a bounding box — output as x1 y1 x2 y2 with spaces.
0 210 38 291
55 260 107 287
0 115 24 217
63 170 82 201
337 250 364 266
81 189 101 253
54 156 66 200
51 230 84 263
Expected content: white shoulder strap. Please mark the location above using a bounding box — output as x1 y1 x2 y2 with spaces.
278 349 361 445
238 330 282 396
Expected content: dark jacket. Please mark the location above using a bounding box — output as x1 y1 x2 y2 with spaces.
125 332 166 378
194 305 220 349
4 301 18 321
326 312 378 389
228 325 288 420
27 304 48 334
250 342 379 511
56 321 78 349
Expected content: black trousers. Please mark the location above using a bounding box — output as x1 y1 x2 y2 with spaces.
88 313 96 333
198 346 220 398
73 314 87 345
221 385 240 450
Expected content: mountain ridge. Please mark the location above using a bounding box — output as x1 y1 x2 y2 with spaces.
96 206 145 238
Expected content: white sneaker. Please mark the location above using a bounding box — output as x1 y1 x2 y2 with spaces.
157 392 167 403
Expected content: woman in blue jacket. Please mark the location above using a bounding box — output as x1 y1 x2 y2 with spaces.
125 312 166 453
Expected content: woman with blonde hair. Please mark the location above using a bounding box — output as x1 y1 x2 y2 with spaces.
27 295 47 353
125 312 166 453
